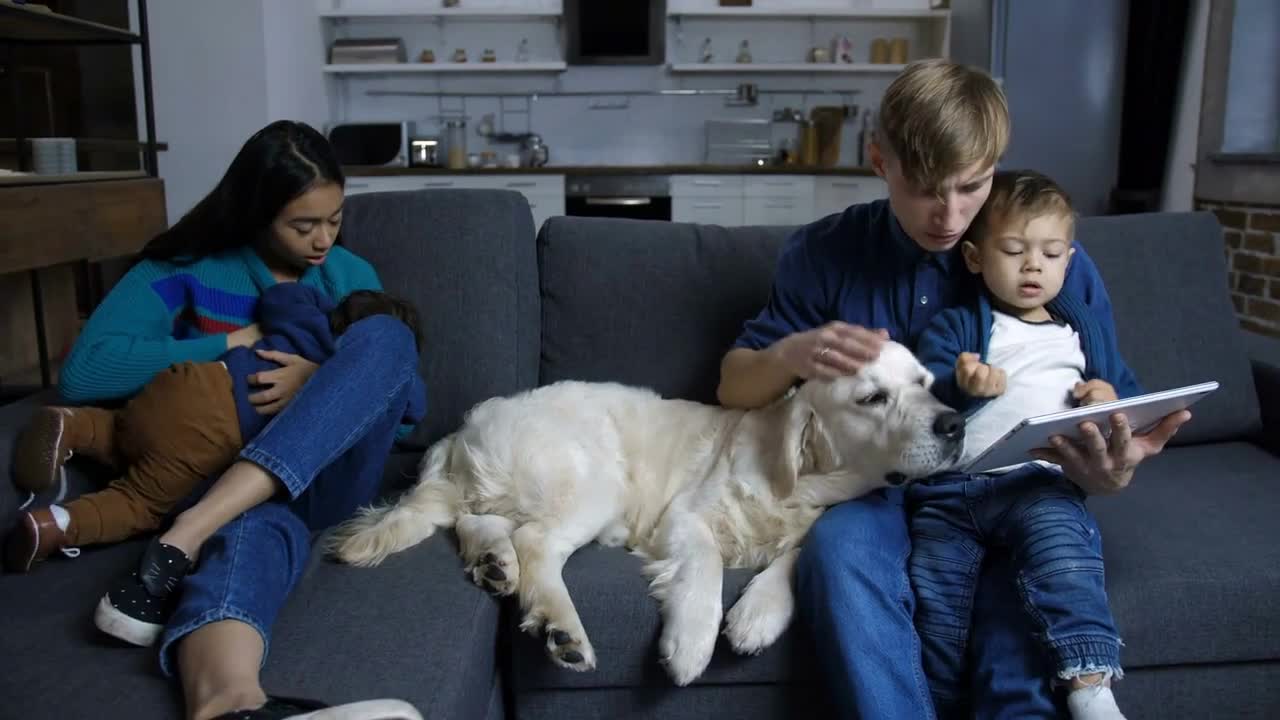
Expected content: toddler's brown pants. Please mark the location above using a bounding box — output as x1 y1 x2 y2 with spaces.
62 361 244 545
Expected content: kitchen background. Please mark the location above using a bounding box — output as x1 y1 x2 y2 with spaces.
130 0 1209 226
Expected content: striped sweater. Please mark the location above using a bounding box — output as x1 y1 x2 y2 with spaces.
59 244 381 403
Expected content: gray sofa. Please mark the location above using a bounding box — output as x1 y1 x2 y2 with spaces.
2 189 1279 719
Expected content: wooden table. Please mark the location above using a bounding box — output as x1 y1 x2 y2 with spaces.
0 173 166 388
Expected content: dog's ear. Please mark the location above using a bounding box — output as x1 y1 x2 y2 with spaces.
800 412 838 476
767 397 813 500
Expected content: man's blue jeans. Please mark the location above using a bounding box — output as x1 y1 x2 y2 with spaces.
908 465 1122 718
157 315 423 675
797 484 1072 719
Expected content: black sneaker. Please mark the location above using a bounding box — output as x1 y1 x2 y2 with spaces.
94 539 192 646
211 696 423 720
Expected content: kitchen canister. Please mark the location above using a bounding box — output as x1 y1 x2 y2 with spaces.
31 137 78 175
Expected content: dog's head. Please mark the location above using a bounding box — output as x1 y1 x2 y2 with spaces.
771 341 964 500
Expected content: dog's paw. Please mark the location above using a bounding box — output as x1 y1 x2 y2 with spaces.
658 618 717 686
543 624 597 672
468 550 519 596
724 585 793 656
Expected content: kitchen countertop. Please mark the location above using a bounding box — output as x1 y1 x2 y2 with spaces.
344 164 879 177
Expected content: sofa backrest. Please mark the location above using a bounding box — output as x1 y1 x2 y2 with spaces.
1074 211 1259 444
537 210 1259 445
341 189 541 449
538 216 790 405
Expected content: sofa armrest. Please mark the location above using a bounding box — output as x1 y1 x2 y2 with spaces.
1244 330 1280 455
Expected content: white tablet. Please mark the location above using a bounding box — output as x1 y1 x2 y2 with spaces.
961 381 1219 474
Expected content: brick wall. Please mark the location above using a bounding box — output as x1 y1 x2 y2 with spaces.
1197 198 1280 339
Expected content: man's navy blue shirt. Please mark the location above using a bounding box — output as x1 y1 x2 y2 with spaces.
734 199 1134 376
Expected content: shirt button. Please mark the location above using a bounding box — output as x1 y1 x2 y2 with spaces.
920 295 929 305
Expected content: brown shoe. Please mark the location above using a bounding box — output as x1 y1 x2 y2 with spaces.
12 407 75 494
4 508 68 573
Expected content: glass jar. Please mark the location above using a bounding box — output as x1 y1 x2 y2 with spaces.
445 119 467 169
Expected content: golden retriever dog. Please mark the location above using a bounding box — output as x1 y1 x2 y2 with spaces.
329 341 963 686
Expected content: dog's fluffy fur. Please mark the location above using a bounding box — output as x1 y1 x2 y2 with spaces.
329 341 962 685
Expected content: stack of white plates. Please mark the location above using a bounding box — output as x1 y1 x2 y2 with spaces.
30 137 78 175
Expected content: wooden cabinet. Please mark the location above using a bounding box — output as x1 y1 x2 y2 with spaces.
0 175 166 391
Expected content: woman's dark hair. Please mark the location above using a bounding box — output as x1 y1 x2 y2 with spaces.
328 290 424 352
140 120 344 263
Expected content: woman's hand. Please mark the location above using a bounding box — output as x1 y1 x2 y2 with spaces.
248 350 319 415
769 322 889 380
227 323 264 350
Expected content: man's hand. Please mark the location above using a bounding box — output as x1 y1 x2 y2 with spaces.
769 322 889 380
1029 410 1192 495
227 323 263 350
1073 379 1117 406
955 352 1006 398
248 350 319 415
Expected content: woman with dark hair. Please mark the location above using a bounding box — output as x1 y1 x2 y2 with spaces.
24 121 425 720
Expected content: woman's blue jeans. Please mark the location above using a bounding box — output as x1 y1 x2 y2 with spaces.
156 315 423 675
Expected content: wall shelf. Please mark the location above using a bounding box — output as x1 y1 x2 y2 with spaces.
324 61 567 74
0 2 141 43
668 62 908 74
318 8 561 19
667 8 948 20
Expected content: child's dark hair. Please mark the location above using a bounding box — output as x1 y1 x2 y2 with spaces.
328 290 423 351
967 169 1076 245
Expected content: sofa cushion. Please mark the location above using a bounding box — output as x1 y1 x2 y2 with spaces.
265 533 502 719
537 216 790 403
342 189 541 450
1074 212 1260 445
1091 442 1280 668
507 442 1280 692
0 446 500 720
0 538 185 718
507 543 805 692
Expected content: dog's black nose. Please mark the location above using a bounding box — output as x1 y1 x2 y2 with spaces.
932 412 965 440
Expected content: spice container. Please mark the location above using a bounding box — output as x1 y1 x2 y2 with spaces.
445 119 467 169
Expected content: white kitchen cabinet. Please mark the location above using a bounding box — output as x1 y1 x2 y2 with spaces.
742 175 815 226
343 177 426 195
672 196 746 226
743 175 814 198
343 175 566 232
814 176 888 218
524 194 566 233
671 175 744 198
743 196 814 227
671 174 747 225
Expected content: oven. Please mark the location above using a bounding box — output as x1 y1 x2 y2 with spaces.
564 175 672 221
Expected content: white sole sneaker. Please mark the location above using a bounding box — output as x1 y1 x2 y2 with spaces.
291 699 424 720
93 595 163 647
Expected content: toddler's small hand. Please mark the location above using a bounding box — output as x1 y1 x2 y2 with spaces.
955 352 1006 398
1073 380 1118 406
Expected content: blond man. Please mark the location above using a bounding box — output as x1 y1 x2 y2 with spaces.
718 60 1188 718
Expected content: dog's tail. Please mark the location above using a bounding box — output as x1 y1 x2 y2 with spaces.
327 435 463 567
